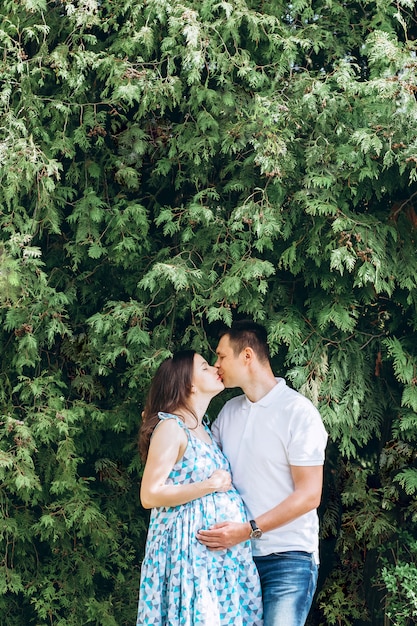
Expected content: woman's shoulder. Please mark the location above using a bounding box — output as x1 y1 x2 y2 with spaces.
149 414 188 449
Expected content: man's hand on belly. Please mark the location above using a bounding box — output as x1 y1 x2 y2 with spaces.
196 521 251 550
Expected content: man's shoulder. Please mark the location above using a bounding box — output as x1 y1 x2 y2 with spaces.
217 393 246 418
222 392 246 408
280 381 318 409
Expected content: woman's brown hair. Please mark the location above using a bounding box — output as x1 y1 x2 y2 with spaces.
138 350 197 462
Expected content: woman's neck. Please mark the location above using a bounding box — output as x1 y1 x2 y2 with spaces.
176 398 209 428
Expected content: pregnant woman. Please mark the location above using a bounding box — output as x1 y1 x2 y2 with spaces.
136 350 263 625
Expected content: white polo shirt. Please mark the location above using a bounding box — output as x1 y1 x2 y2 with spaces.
211 378 328 561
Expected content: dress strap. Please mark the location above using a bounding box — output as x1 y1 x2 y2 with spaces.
156 412 212 442
157 412 188 433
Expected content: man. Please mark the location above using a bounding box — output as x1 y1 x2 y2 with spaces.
197 320 328 626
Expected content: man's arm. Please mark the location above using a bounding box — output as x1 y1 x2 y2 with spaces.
196 464 323 549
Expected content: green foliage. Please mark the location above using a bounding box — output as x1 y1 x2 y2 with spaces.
382 562 417 626
1 0 417 622
377 532 417 626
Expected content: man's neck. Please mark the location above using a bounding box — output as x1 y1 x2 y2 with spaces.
243 371 278 403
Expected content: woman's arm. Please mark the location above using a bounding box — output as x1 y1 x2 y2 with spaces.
140 419 232 509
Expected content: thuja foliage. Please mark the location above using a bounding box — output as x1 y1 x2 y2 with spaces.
1 0 417 623
378 531 417 626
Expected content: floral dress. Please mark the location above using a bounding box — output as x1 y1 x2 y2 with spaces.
137 413 263 625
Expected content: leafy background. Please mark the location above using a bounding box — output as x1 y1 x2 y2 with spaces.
1 0 417 624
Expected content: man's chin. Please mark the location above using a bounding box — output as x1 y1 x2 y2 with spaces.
222 380 239 389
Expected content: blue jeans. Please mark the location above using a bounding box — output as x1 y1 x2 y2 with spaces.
253 551 318 626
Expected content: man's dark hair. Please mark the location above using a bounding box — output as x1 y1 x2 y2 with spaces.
219 320 270 363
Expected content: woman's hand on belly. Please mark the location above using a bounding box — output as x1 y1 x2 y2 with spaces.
206 469 232 493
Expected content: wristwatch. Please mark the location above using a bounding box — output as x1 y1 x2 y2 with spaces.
249 519 263 539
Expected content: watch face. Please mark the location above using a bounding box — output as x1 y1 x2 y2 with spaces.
249 520 262 539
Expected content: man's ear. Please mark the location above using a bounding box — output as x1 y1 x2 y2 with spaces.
243 347 254 363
